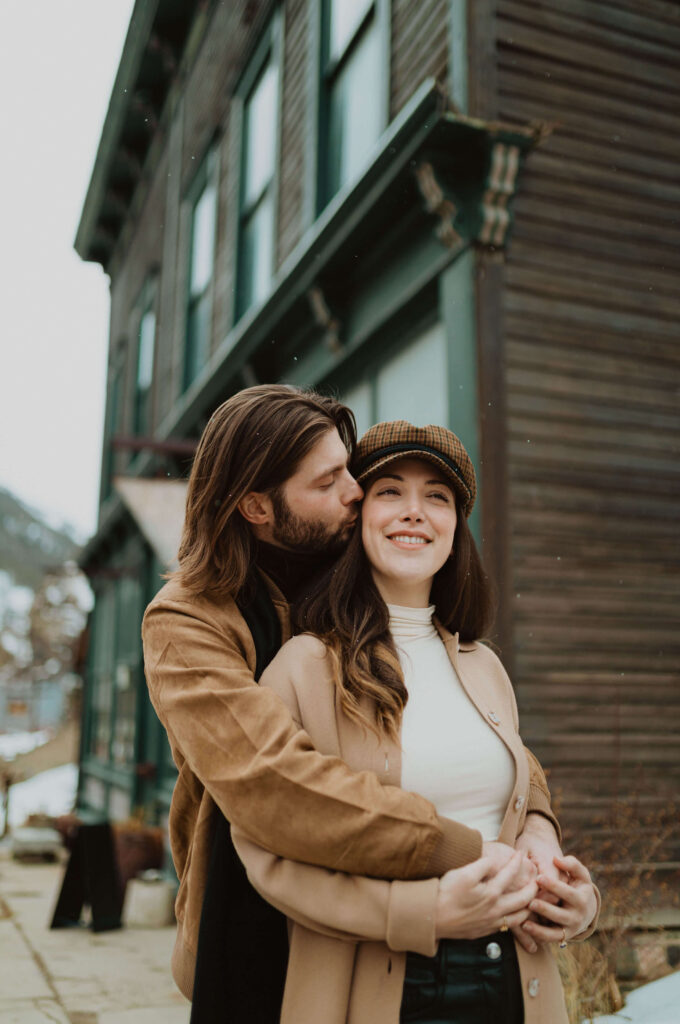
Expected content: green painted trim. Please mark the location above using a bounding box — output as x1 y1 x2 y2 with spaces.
439 249 480 541
448 0 468 112
285 230 464 388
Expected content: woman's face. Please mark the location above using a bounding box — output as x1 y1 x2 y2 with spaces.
361 457 457 607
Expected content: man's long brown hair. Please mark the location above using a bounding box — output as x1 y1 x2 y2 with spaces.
295 491 495 740
176 385 356 597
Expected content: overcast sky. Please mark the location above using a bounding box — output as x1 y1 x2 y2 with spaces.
0 1 136 540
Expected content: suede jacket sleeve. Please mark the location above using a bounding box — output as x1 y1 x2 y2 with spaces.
230 824 440 957
142 589 482 881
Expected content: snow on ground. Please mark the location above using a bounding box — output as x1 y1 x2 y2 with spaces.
0 728 51 760
589 970 680 1024
6 763 77 827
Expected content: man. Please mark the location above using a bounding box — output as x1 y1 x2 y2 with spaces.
142 384 562 1022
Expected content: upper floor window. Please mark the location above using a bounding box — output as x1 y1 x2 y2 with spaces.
134 287 156 436
319 0 386 207
236 19 282 319
185 150 218 389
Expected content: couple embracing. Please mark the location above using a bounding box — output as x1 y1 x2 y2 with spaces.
143 384 599 1024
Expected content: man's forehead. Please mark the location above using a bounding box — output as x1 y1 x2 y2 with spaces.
295 428 349 478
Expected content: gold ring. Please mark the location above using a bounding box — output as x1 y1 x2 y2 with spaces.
559 928 568 949
500 917 509 933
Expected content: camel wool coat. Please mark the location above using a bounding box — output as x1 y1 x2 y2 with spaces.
232 624 600 1024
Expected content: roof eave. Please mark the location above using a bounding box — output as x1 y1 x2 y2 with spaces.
74 0 161 265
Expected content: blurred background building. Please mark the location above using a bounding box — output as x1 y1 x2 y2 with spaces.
73 0 679 914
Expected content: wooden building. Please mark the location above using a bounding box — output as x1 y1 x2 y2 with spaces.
76 0 680 895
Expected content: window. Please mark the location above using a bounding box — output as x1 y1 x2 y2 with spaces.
134 287 156 436
185 151 218 388
237 22 282 318
319 0 386 207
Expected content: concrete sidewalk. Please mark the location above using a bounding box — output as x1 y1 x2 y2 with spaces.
0 846 189 1024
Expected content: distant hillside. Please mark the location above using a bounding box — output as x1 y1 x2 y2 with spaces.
0 488 79 589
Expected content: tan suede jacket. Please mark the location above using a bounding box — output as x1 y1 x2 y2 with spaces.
142 575 559 999
232 627 600 1024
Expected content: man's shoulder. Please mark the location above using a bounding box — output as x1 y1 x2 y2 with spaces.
144 576 238 629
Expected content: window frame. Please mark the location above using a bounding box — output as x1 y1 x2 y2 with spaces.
101 339 127 503
315 0 391 213
234 11 284 322
183 146 219 391
133 277 158 437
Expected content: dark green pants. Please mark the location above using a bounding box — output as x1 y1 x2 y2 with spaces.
400 931 524 1024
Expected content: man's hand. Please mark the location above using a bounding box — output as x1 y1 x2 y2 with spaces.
435 851 538 940
513 813 565 952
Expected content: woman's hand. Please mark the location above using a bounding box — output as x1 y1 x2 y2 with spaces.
435 850 538 940
513 814 566 952
521 854 598 945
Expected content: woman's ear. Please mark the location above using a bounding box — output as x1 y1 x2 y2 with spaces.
238 491 274 526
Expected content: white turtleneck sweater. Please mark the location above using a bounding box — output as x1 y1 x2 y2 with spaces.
390 604 515 841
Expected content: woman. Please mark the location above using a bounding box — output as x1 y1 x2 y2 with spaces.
232 421 599 1024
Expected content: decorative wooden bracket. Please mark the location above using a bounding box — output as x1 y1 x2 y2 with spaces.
414 162 463 249
478 143 522 248
308 286 343 354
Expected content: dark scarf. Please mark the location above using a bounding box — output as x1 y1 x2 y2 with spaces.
255 539 337 604
189 567 286 1024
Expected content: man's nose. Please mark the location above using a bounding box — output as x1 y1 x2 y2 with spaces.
342 473 363 505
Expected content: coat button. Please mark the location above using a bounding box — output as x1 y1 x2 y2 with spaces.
488 711 500 725
486 942 502 960
528 978 540 998
514 795 525 811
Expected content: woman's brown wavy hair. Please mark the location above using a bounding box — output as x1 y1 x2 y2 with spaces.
294 485 495 741
175 384 356 597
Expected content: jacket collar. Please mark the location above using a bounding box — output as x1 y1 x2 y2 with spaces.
433 617 477 653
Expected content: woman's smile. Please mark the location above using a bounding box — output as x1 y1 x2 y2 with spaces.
386 531 432 548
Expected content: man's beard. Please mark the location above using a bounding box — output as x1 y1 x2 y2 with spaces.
270 488 355 555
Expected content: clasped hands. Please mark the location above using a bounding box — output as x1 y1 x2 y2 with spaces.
434 815 597 954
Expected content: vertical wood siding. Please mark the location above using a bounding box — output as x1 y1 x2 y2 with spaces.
495 0 680 846
278 0 308 264
390 0 448 116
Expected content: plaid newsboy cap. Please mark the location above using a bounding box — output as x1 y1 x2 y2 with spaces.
354 420 477 517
